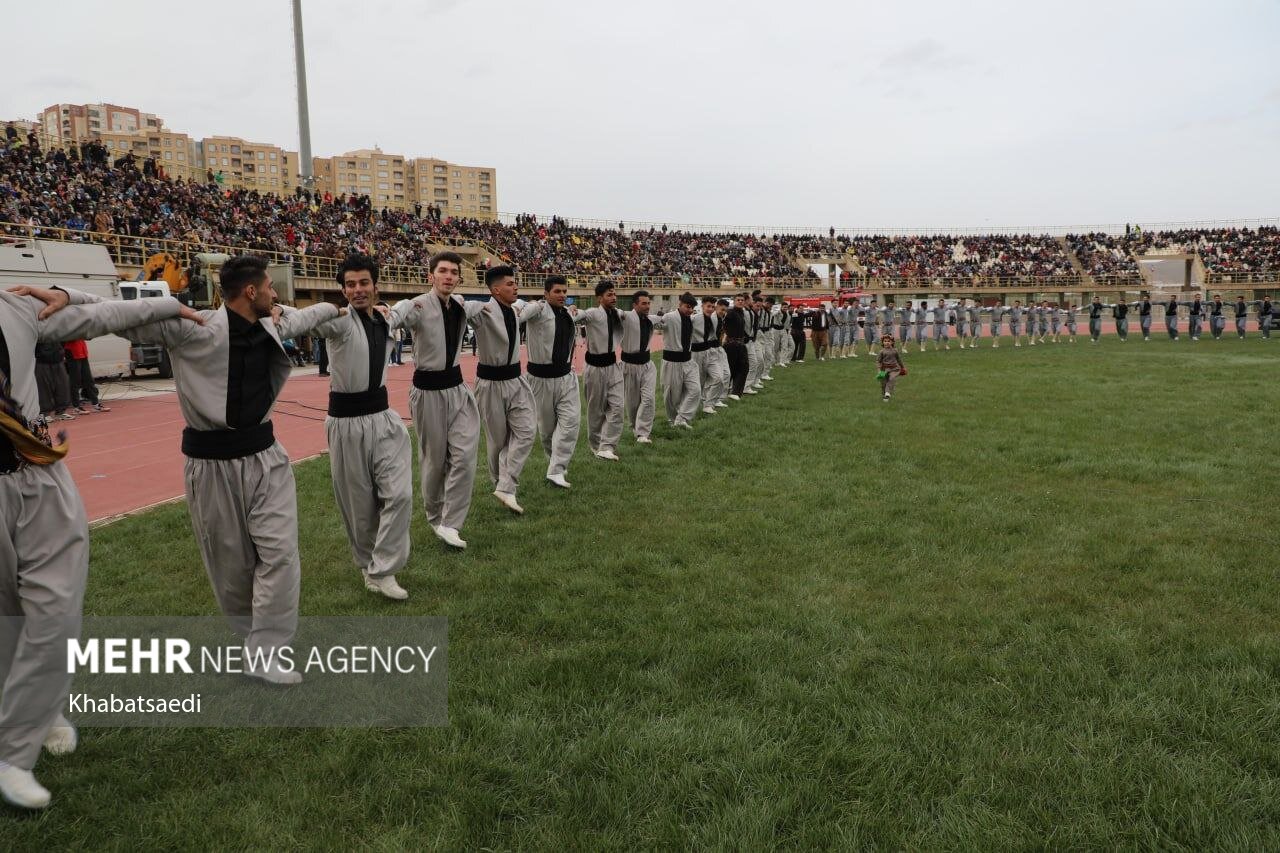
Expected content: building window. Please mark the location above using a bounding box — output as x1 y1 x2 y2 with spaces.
377 170 388 178
377 159 387 166
164 151 173 160
221 157 229 166
178 153 186 161
257 151 265 160
269 152 277 160
433 165 445 174
378 182 388 190
230 145 240 154
270 165 278 174
452 170 460 177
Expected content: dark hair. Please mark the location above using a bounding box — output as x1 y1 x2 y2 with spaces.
701 296 716 305
679 292 697 307
219 255 269 300
716 299 730 307
336 253 379 287
765 296 775 305
485 265 516 287
544 274 567 292
595 280 616 297
429 251 463 273
632 289 651 301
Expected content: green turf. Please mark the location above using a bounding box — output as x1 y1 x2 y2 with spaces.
10 335 1280 849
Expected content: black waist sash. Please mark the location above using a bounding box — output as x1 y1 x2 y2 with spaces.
476 363 522 381
621 351 651 365
182 420 275 460
691 341 714 352
663 351 692 363
413 365 464 390
585 351 617 368
327 386 389 418
527 361 571 379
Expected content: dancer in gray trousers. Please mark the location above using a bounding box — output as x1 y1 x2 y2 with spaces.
988 302 1006 347
391 251 485 550
132 256 341 682
620 289 657 445
1163 296 1180 340
1010 301 1025 346
0 283 191 810
967 303 982 348
315 254 412 600
862 301 879 355
577 281 625 460
655 293 702 429
898 301 913 352
473 266 536 516
695 297 729 412
1234 297 1249 339
519 275 580 489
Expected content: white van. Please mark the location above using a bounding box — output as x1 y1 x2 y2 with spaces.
0 238 160 378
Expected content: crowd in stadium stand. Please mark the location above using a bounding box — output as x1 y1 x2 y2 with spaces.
833 234 1077 281
1065 233 1143 279
1 130 1276 284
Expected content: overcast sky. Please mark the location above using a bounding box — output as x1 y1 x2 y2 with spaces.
6 0 1277 230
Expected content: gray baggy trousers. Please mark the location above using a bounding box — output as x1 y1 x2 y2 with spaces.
475 376 536 496
184 442 300 658
583 363 624 453
696 349 728 407
623 361 656 441
527 372 580 478
662 358 702 426
0 463 88 771
410 383 479 531
325 408 412 579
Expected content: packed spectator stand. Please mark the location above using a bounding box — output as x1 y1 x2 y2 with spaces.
1 126 1276 290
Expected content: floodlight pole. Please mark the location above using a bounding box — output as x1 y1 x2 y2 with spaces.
292 0 314 189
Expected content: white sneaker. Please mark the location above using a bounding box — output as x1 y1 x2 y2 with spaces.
728 394 741 401
546 473 571 489
714 401 727 408
0 765 51 810
745 389 758 395
434 525 467 549
702 406 716 415
43 715 78 755
493 490 524 515
364 572 409 600
635 436 652 445
245 660 303 686
678 422 693 430
795 359 804 363
595 448 621 460
883 394 890 402
763 375 774 381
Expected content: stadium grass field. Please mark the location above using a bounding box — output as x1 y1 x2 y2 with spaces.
10 337 1280 848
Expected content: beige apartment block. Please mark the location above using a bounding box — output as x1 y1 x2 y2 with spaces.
407 158 497 220
311 148 410 209
39 102 162 145
198 136 301 193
